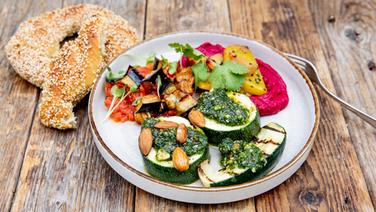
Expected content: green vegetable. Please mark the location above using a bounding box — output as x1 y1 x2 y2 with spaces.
169 43 204 60
132 96 142 106
106 67 126 82
110 85 125 98
197 89 260 144
146 52 156 64
198 122 287 187
168 61 178 75
192 62 210 89
161 55 169 68
218 139 266 171
197 89 249 126
156 75 162 97
130 84 138 93
142 117 208 156
142 116 209 184
209 61 248 91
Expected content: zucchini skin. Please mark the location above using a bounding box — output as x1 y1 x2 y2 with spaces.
208 135 285 187
143 147 209 184
203 111 261 145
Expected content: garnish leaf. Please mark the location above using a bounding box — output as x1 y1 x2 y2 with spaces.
130 85 138 93
192 62 210 88
168 61 178 75
106 67 126 82
156 75 162 97
209 61 248 91
223 61 248 74
146 52 156 64
110 85 126 97
132 96 142 106
168 43 204 60
161 55 169 68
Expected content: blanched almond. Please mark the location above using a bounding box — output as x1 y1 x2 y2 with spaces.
139 128 153 156
188 110 205 128
176 123 188 144
154 121 179 129
172 147 189 172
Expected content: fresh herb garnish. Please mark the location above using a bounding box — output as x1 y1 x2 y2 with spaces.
208 61 248 91
168 43 204 60
106 67 126 82
168 61 178 75
111 85 126 97
161 55 169 68
104 85 139 121
132 96 142 106
191 62 210 89
156 75 162 97
146 52 156 64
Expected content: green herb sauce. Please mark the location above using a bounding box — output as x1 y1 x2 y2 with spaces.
196 89 249 126
142 118 208 157
218 138 266 172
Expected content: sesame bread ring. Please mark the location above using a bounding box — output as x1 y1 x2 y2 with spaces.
5 4 138 88
39 15 107 129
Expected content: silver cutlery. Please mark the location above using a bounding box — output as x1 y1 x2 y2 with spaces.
285 53 376 128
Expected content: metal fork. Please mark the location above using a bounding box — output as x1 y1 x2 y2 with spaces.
285 53 376 128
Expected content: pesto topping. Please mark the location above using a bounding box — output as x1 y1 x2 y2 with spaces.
196 89 249 126
218 138 266 172
142 118 208 157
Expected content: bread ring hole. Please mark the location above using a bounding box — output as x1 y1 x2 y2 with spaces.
59 32 79 48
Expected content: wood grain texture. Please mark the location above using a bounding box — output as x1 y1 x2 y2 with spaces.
229 0 374 211
0 0 61 210
134 1 255 211
9 0 146 211
308 0 376 205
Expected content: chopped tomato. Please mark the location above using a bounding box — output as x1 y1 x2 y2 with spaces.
136 64 153 77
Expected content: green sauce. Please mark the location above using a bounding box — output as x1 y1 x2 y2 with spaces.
142 118 208 157
196 89 249 126
218 138 266 172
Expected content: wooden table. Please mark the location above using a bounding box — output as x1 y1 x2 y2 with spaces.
1 0 375 211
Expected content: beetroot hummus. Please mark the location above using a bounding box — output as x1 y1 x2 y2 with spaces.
250 59 289 116
181 42 224 67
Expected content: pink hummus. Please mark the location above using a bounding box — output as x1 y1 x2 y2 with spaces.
250 59 289 116
181 42 289 115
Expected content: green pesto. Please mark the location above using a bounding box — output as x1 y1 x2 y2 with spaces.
196 89 249 126
218 138 266 172
141 118 208 157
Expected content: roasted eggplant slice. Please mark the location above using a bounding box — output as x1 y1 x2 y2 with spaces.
121 66 143 87
136 94 162 113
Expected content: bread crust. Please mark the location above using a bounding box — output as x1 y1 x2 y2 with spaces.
5 4 138 87
5 4 138 129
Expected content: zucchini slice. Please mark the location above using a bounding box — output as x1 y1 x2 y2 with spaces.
199 91 260 144
143 116 209 184
198 122 286 187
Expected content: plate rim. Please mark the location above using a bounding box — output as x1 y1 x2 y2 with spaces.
88 31 320 192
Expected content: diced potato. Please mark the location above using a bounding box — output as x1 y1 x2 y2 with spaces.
242 70 267 96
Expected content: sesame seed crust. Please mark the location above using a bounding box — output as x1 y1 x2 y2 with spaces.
5 4 138 88
5 4 138 129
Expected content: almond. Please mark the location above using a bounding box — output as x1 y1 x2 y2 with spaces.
176 123 188 144
154 121 179 129
172 147 189 172
188 110 205 128
139 128 153 156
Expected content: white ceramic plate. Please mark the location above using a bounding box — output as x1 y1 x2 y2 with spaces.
89 32 320 204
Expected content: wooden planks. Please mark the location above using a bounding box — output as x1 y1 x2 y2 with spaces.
134 1 256 211
9 0 146 211
0 0 374 211
0 0 60 210
229 0 374 211
308 0 376 204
